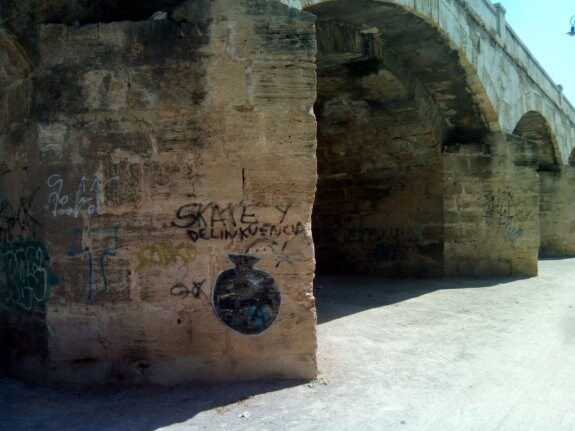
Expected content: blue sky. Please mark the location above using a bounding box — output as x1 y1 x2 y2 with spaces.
499 0 575 105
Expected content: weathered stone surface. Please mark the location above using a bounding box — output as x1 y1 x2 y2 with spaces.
1 0 317 384
443 134 540 277
539 169 575 257
313 21 445 277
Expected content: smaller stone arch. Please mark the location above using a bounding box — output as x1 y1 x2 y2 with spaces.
513 110 560 172
569 148 575 166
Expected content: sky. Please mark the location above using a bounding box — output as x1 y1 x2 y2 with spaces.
498 0 575 105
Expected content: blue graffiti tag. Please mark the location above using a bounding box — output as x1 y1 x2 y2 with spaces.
68 226 119 301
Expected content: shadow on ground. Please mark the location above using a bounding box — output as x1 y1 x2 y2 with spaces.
0 272 539 430
314 274 527 324
0 377 303 431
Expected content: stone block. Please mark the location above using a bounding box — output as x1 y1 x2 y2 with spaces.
128 65 207 110
82 70 129 111
50 256 131 305
104 162 143 210
248 60 316 112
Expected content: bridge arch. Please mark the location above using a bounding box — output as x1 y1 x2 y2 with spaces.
512 110 560 172
305 0 498 141
510 110 560 257
308 0 498 277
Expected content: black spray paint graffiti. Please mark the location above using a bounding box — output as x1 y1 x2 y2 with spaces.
0 195 40 242
0 239 59 313
482 191 517 225
172 202 304 242
243 238 306 268
47 174 119 218
481 191 523 242
170 279 207 299
212 254 281 335
68 226 119 302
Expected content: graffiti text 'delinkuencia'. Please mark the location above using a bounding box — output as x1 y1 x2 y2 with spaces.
172 202 305 242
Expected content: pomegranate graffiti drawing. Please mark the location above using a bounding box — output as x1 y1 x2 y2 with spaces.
212 254 281 335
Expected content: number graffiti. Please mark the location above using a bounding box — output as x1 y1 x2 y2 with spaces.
170 279 207 299
47 174 119 218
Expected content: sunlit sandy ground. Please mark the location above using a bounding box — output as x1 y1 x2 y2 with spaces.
2 258 575 431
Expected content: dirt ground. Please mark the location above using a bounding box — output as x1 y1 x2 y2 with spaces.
2 258 575 431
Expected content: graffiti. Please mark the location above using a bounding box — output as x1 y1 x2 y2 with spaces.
170 279 206 299
68 226 119 301
0 239 59 313
135 242 197 273
342 225 425 245
47 174 119 218
212 254 281 335
172 202 304 242
481 191 523 242
243 238 307 268
0 195 40 242
482 191 517 225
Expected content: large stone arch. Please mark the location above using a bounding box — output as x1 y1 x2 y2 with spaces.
306 0 498 141
307 0 503 277
510 109 575 258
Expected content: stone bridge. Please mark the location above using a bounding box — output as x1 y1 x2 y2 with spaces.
1 0 575 384
295 0 575 277
294 0 575 159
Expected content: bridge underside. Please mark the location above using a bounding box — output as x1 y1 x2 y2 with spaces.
308 1 560 277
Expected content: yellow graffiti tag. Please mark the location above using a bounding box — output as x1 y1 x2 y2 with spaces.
135 242 197 273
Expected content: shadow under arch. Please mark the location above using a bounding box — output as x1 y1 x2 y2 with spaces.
304 0 499 142
512 110 561 172
307 0 500 280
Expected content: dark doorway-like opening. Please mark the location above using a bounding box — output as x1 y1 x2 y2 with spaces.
312 39 445 278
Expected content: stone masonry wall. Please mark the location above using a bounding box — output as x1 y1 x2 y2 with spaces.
314 94 445 277
443 133 540 276
312 20 446 278
540 169 575 257
0 30 47 375
0 0 318 384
